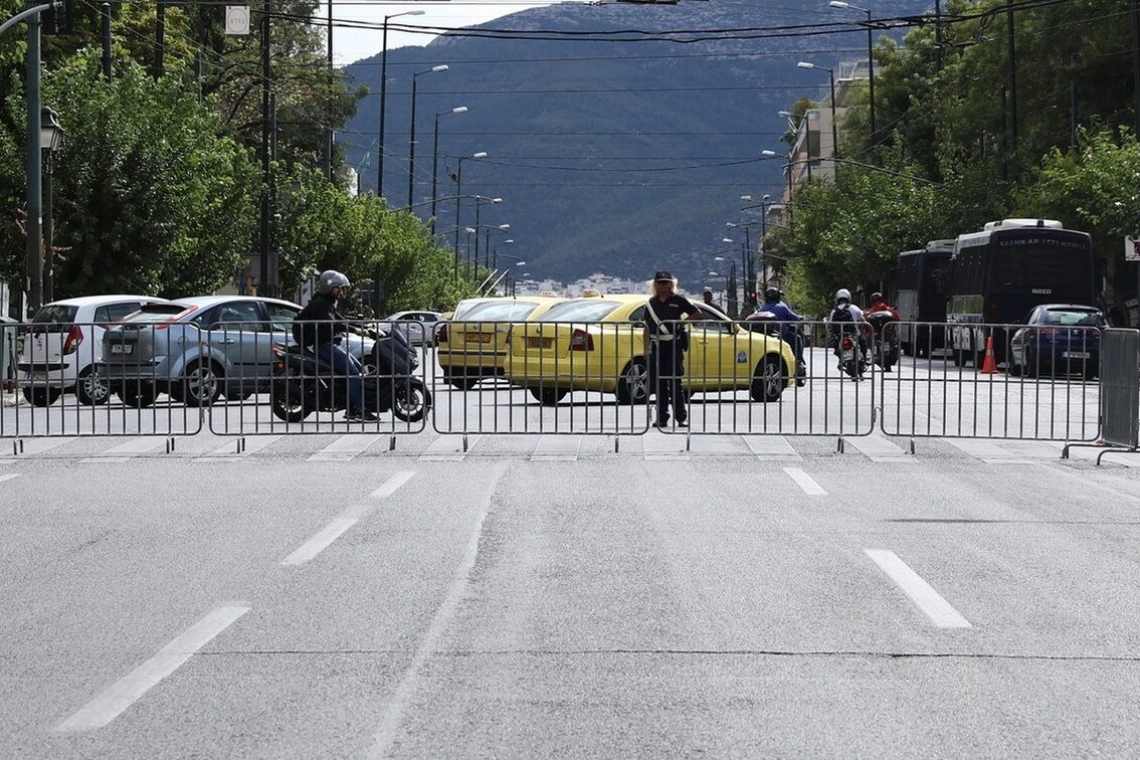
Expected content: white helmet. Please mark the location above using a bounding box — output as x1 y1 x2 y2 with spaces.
835 288 851 302
318 270 350 295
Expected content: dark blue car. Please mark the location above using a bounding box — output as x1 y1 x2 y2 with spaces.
1007 304 1104 379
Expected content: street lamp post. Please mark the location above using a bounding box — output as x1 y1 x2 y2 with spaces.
453 152 486 275
377 9 423 198
484 225 510 268
408 64 448 207
472 197 502 268
829 1 876 141
492 239 516 270
430 106 467 233
797 61 839 162
40 106 63 304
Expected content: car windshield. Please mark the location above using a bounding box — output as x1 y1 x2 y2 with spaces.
119 303 193 324
461 301 544 321
1044 309 1103 327
30 304 78 330
537 300 624 322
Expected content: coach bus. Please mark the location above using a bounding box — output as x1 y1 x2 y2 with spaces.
895 239 954 357
946 218 1095 366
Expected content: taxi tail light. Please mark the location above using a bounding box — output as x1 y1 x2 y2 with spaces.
570 328 594 351
62 324 83 354
437 324 448 343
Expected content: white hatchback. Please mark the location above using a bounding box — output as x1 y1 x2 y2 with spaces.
18 295 168 406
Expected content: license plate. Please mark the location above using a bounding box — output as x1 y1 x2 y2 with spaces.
527 337 553 349
1062 351 1089 359
841 349 854 361
465 333 492 343
110 344 133 355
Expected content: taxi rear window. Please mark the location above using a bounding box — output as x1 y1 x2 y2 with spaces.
119 303 193 324
537 300 623 322
461 301 543 321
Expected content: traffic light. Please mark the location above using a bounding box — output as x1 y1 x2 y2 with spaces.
43 0 74 35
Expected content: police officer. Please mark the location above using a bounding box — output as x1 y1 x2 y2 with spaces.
644 270 701 428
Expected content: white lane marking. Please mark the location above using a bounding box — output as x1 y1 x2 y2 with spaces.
0 437 76 458
368 464 506 758
307 434 384 462
419 434 480 462
743 435 801 460
56 605 249 732
282 519 357 566
943 439 1031 465
284 472 415 565
784 467 826 495
865 549 972 629
368 471 416 500
199 435 282 460
0 473 20 483
531 435 582 461
844 434 915 463
80 438 166 463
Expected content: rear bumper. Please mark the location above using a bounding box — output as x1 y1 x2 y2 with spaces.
18 362 69 372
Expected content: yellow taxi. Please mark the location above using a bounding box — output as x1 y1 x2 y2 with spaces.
504 294 797 405
437 296 566 388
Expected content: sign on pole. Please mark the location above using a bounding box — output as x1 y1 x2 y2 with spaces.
225 6 250 35
1127 236 1140 263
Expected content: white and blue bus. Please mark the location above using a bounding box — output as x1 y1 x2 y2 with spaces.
946 219 1095 366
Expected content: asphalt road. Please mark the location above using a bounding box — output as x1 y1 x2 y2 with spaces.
3 417 1140 757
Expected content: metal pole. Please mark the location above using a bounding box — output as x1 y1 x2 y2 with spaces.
1007 0 1018 152
154 0 165 78
864 8 874 141
760 199 767 290
324 0 332 181
377 17 390 196
101 3 111 81
829 68 839 161
407 72 418 207
453 161 462 276
1133 0 1140 320
44 151 53 303
260 0 272 297
474 199 482 266
25 7 43 315
430 113 440 233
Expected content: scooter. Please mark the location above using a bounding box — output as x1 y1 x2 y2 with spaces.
831 327 867 380
865 310 900 372
270 330 431 423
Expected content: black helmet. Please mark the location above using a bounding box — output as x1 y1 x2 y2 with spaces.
764 287 780 302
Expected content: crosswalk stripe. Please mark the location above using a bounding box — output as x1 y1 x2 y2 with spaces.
531 435 582 461
307 434 384 462
942 438 1032 464
198 435 283 461
844 434 915 462
743 435 801 460
81 438 167 463
419 435 480 462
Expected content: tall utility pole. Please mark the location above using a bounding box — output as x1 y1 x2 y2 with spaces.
25 8 43 315
324 0 332 181
377 10 424 198
1007 0 1018 153
260 0 273 297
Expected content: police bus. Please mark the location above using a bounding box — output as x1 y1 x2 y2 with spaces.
895 239 954 357
946 219 1095 366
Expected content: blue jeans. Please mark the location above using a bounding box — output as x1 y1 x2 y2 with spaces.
649 341 686 423
315 343 364 412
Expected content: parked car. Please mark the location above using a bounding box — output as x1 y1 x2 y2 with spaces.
382 310 445 347
17 295 169 406
99 295 374 407
1007 304 1104 379
503 294 797 405
436 296 566 389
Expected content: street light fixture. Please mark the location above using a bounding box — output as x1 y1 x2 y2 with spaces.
377 9 424 198
472 198 502 268
430 105 467 233
40 106 64 304
408 64 448 206
797 61 839 161
453 151 487 275
828 1 875 140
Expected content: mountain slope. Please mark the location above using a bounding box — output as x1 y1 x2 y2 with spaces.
341 1 931 286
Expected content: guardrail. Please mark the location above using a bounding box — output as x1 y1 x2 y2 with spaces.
0 318 1120 445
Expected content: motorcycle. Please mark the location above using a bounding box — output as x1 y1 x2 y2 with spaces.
270 328 431 423
744 310 807 386
827 320 867 381
865 309 900 372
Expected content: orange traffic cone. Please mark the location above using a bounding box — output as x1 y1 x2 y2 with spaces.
980 336 998 374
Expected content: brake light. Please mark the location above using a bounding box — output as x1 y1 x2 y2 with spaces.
62 324 83 354
841 337 854 349
438 324 448 343
570 328 594 351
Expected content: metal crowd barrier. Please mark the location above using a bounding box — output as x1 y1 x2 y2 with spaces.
0 317 1124 446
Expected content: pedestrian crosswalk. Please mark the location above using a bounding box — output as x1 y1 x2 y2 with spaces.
0 430 1113 465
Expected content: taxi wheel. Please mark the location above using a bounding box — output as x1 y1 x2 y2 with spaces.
22 386 62 407
530 387 567 406
76 367 111 406
447 375 479 391
182 360 223 407
750 355 785 403
616 358 649 404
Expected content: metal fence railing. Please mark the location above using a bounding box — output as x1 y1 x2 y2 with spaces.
0 318 1126 448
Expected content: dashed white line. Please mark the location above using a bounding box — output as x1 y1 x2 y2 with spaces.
56 605 249 732
283 471 416 565
865 549 972 628
784 467 826 495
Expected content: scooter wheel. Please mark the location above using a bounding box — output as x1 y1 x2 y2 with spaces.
271 382 309 423
392 382 427 423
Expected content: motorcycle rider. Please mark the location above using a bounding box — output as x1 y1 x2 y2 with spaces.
867 292 900 321
865 291 901 371
294 270 378 421
759 287 806 384
827 289 868 372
